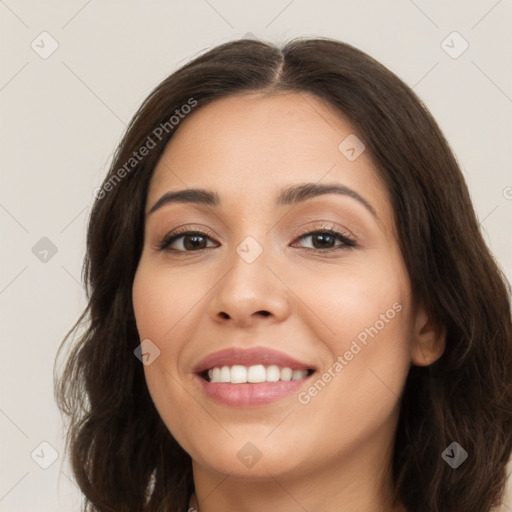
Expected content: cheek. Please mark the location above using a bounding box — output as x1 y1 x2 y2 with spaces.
289 255 410 349
132 265 190 397
132 263 204 344
133 265 202 449
290 256 413 411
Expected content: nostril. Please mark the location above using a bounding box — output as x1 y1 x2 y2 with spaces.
257 310 271 317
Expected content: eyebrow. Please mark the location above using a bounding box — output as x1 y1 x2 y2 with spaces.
147 183 378 219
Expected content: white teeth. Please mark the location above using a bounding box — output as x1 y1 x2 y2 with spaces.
292 369 308 380
206 365 311 383
280 367 293 381
247 364 266 383
219 366 230 383
230 365 247 383
266 365 280 382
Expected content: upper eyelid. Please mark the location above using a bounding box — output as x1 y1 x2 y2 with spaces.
161 224 351 241
158 228 218 249
292 229 356 248
294 222 353 237
160 220 352 238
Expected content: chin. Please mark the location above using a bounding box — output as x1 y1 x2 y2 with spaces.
183 426 317 480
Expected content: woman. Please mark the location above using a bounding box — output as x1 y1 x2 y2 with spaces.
54 37 512 512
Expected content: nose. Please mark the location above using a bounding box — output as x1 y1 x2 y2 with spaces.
207 243 291 328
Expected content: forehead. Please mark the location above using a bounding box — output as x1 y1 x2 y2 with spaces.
147 92 391 222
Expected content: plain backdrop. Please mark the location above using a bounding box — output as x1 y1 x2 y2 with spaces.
1 1 511 510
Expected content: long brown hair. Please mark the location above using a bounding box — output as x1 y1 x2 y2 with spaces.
54 37 512 512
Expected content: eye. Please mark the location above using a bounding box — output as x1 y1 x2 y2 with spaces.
292 228 356 252
157 226 356 254
158 229 218 252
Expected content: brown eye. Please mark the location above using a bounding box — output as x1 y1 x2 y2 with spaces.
159 231 218 252
293 229 356 251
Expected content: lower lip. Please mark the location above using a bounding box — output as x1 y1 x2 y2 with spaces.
196 374 313 407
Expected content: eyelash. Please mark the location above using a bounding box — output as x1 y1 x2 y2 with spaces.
157 225 356 254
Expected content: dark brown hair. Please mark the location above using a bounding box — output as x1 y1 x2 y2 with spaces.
54 37 512 512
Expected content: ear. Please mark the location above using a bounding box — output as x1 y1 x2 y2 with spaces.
410 304 446 366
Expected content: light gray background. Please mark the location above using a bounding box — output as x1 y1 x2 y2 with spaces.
1 1 511 510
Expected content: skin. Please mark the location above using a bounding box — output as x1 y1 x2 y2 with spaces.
132 91 445 512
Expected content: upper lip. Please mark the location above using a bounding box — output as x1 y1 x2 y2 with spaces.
193 347 316 374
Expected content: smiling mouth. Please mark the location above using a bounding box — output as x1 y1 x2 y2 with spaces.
200 364 316 384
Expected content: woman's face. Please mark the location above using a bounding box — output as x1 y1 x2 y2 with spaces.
132 92 437 482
